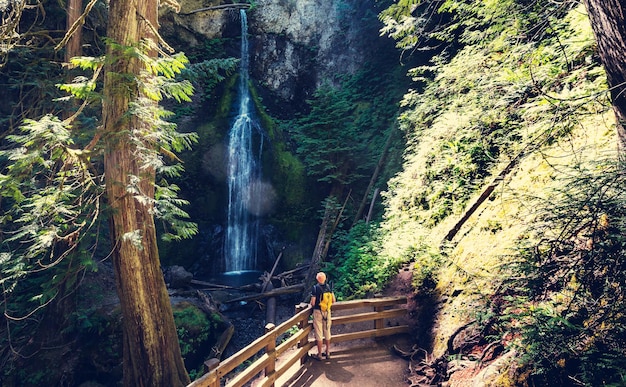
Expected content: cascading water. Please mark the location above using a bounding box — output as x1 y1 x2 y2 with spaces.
224 10 263 273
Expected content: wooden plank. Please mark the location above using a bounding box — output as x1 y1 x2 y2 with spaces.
187 299 410 387
272 306 311 337
332 308 406 326
217 307 311 377
260 344 312 387
375 305 384 330
275 326 311 358
330 325 411 343
332 296 407 311
228 340 315 387
187 369 218 387
225 352 272 387
264 325 276 382
217 331 275 377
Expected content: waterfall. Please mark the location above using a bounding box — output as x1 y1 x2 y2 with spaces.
224 10 262 273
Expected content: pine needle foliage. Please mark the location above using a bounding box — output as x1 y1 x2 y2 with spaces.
288 65 401 192
326 222 404 299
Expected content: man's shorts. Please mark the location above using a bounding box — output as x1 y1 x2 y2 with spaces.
313 309 332 342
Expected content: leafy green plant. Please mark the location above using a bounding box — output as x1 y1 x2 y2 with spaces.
181 57 238 103
0 44 203 382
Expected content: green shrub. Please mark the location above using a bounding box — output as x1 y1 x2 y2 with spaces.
327 222 403 299
499 160 626 385
173 302 221 361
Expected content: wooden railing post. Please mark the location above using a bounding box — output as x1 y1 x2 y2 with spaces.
295 302 310 365
374 305 384 331
264 323 277 387
203 358 219 373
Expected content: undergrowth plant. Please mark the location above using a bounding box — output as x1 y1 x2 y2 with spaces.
326 222 404 299
173 302 222 376
498 159 626 385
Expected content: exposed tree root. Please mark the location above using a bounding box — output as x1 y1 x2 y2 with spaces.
395 319 507 386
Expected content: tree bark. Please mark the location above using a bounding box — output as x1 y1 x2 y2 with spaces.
64 0 82 62
102 0 189 384
583 0 626 154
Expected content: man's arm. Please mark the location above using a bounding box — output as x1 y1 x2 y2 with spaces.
310 296 317 307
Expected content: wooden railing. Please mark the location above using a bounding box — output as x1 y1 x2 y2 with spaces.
188 296 410 387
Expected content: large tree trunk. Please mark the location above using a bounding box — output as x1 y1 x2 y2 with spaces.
102 0 189 385
583 0 626 154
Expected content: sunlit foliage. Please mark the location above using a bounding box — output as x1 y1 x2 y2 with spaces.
378 0 621 384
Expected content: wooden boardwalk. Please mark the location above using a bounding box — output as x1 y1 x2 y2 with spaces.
189 297 412 387
267 334 412 387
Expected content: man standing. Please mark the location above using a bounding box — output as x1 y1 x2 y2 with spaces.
310 272 336 360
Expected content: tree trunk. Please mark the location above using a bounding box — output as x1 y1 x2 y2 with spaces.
583 0 626 154
303 188 347 300
64 0 82 62
352 128 394 226
102 0 189 384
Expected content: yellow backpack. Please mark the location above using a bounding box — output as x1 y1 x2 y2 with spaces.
317 283 333 312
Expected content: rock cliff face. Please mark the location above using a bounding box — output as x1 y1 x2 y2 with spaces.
249 0 368 102
163 0 388 109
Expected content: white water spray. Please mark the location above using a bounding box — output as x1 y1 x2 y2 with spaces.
224 10 263 273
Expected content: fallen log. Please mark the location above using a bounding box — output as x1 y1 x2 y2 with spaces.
272 264 308 279
196 290 235 360
190 279 262 292
262 248 284 293
224 283 304 304
209 323 234 360
190 279 235 289
196 290 220 315
181 3 250 15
